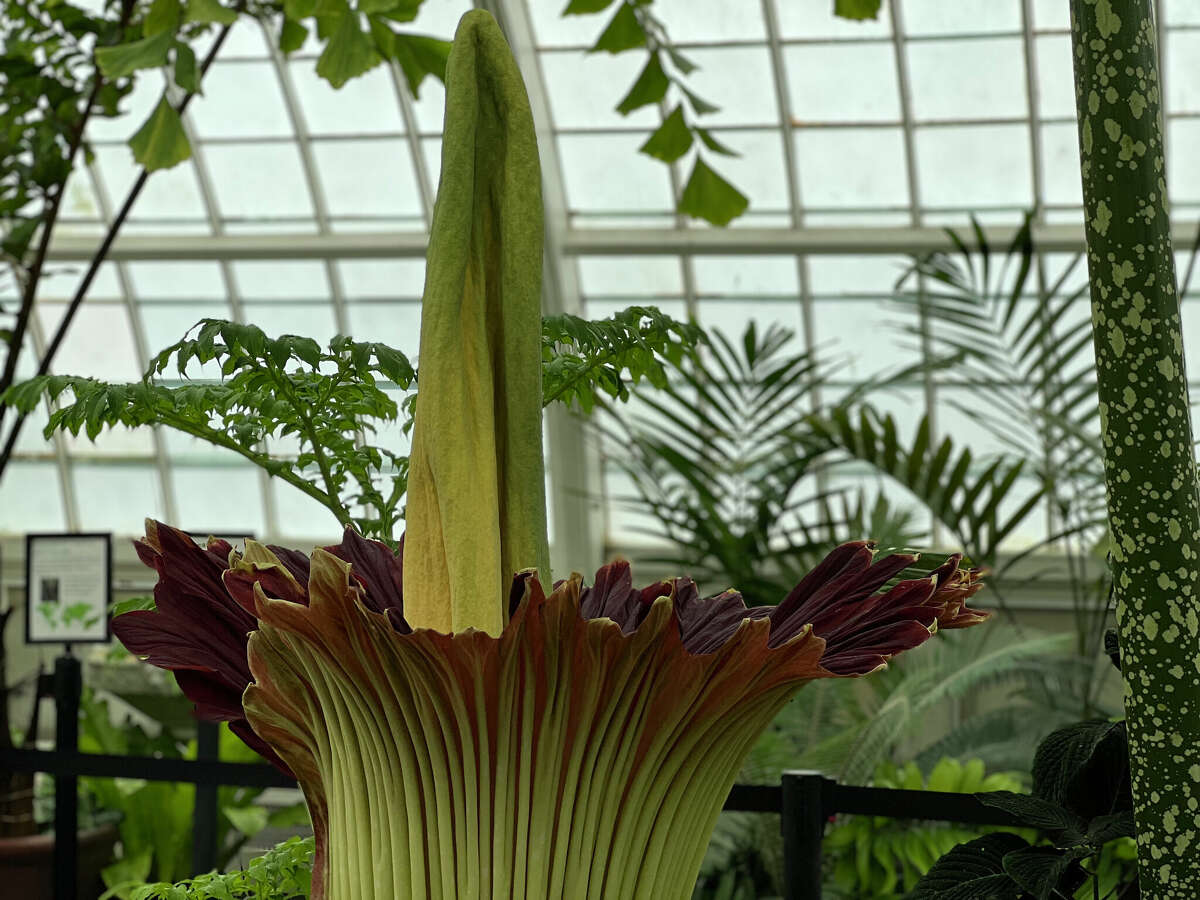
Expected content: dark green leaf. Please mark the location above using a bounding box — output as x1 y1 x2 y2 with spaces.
666 45 696 74
679 158 748 226
315 11 381 88
391 33 451 95
1032 720 1130 818
95 31 173 78
280 18 309 53
682 86 720 115
976 791 1086 840
834 0 884 20
172 43 200 94
185 0 238 24
590 2 645 54
640 105 693 163
144 0 181 36
1088 811 1135 844
564 0 617 12
283 0 318 19
1002 846 1087 900
910 833 1029 899
616 52 669 115
129 96 192 171
695 127 737 156
2 217 39 260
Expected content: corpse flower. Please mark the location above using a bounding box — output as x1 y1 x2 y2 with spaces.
113 11 989 900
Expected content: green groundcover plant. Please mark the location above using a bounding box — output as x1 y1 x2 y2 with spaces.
96 11 990 899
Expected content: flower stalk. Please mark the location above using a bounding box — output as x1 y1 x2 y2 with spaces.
1069 0 1200 893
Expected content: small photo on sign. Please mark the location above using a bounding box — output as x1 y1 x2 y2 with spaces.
25 533 112 645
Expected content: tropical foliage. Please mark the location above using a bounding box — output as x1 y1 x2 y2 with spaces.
2 309 702 546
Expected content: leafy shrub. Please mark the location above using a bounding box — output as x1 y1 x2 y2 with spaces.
120 836 314 900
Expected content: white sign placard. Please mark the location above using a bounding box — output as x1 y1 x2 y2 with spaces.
25 533 112 645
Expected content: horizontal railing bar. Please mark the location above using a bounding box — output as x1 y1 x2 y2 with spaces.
829 783 1026 826
0 747 296 789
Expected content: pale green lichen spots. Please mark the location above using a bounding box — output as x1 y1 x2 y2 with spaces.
1094 200 1113 235
1190 764 1200 783
1089 89 1101 115
1165 810 1177 833
1146 616 1160 641
1112 258 1136 285
1119 134 1147 160
1162 441 1173 458
1130 90 1148 118
1105 118 1123 142
1123 386 1137 407
1109 324 1127 356
1158 357 1177 379
1189 608 1200 637
1083 118 1094 154
1170 519 1182 541
1105 85 1119 104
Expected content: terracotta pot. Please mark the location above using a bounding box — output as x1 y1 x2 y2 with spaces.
0 823 118 900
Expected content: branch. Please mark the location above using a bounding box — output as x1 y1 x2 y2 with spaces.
0 5 244 479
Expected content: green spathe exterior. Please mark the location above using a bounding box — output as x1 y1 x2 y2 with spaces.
1068 0 1200 893
402 8 551 636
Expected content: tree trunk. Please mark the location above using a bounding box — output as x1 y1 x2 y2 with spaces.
1069 0 1200 894
0 608 36 838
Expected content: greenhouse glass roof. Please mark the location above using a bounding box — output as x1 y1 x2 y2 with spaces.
4 0 1200 557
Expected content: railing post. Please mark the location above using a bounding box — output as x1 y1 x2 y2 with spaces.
192 721 220 875
52 651 81 900
781 770 830 900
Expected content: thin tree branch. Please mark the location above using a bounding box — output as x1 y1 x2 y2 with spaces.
0 7 244 478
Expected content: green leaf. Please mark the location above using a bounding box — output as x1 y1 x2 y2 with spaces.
616 52 669 115
172 43 200 94
564 0 617 12
391 33 451 96
315 11 380 88
129 96 192 171
910 833 1028 899
283 0 318 18
223 804 269 838
1002 846 1086 900
143 0 181 36
95 31 173 79
111 595 156 617
2 216 39 260
184 0 238 25
682 86 720 115
696 127 737 156
834 0 884 20
280 18 309 53
640 105 693 163
590 2 645 54
976 791 1086 840
679 158 748 226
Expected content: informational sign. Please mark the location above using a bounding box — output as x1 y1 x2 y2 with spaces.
25 533 112 645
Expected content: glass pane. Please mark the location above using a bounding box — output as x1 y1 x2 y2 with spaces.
907 38 1027 121
73 464 165 534
127 262 228 300
786 43 901 123
291 63 405 135
774 0 893 40
272 479 343 541
529 2 604 46
1035 34 1076 120
242 302 338 342
234 261 329 300
1163 0 1200 26
811 298 919 379
339 260 426 298
578 256 684 298
92 147 208 226
36 302 142 381
654 0 766 41
173 465 265 535
1041 122 1084 208
903 0 1022 35
678 47 778 128
0 463 66 533
188 62 293 139
694 256 799 296
203 143 315 226
64 423 156 457
914 124 1032 208
558 133 675 214
697 130 789 216
796 127 909 209
807 254 910 295
140 303 232 366
1030 0 1070 30
346 301 422 359
540 50 658 131
1168 120 1200 204
1167 32 1200 114
312 139 423 222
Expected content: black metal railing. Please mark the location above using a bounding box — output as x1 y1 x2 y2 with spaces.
0 654 1026 899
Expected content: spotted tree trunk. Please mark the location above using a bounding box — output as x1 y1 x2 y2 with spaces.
1069 0 1200 893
